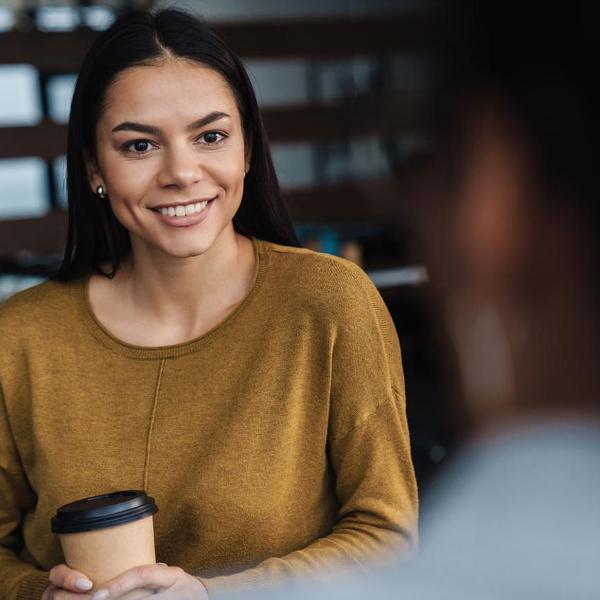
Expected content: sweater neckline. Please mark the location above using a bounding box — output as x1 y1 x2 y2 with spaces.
77 236 267 360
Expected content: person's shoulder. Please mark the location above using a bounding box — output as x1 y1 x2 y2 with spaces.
258 239 378 309
0 279 80 335
260 239 374 286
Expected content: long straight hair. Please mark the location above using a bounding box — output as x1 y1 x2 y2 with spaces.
56 9 299 280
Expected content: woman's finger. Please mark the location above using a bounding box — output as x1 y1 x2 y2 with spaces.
51 588 94 600
42 585 58 600
90 564 178 600
42 585 84 600
49 564 94 592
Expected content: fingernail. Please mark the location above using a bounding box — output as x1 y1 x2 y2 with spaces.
91 590 109 600
75 577 93 591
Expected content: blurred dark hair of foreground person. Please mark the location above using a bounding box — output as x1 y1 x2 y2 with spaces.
255 2 600 598
396 3 600 596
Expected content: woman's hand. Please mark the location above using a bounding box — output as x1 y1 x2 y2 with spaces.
42 564 146 599
88 563 209 600
42 564 94 599
41 563 208 600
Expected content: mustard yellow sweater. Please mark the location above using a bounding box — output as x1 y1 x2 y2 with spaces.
0 238 418 600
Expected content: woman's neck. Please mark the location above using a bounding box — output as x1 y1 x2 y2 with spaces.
125 230 252 315
90 229 256 346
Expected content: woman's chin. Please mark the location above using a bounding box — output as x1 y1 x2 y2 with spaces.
135 237 214 260
162 245 212 259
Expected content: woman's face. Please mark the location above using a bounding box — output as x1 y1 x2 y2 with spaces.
89 58 248 260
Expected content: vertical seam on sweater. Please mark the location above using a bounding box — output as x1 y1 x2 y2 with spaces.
143 358 165 490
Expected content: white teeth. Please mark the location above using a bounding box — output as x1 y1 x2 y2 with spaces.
157 199 211 218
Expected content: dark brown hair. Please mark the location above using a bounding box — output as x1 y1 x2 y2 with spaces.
56 8 299 280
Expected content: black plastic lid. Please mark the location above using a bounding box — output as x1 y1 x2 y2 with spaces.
51 490 158 534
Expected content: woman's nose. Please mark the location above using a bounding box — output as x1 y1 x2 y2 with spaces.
158 146 203 189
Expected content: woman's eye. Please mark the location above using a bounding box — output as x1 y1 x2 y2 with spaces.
125 139 153 153
200 131 225 145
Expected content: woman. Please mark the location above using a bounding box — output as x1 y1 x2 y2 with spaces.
0 9 417 600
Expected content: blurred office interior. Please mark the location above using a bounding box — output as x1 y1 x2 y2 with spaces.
0 0 454 495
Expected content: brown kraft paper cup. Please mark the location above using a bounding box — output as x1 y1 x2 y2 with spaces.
51 490 158 593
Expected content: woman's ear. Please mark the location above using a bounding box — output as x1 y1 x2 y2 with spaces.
244 135 252 176
85 153 103 194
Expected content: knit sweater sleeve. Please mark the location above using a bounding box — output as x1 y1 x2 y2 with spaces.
0 386 50 600
200 260 418 597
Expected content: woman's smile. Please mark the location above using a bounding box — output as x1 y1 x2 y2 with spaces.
149 196 216 227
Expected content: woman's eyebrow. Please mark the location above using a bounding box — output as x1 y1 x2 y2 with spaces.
186 111 230 131
111 111 231 135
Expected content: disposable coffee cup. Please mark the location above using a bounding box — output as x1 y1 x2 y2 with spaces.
51 490 158 590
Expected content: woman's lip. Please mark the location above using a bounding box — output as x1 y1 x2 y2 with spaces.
152 198 214 227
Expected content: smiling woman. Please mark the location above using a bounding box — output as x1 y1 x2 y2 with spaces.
0 9 418 600
85 60 259 347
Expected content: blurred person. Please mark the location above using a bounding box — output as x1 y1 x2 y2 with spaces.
0 8 418 600
256 1 600 598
